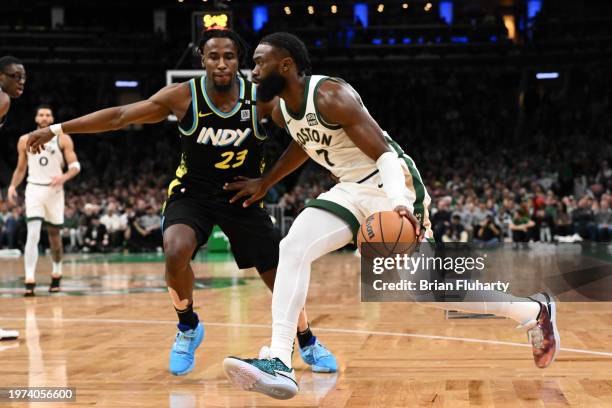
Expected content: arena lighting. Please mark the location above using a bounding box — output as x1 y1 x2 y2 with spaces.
425 2 432 11
402 3 408 9
284 6 291 15
439 1 453 24
377 3 384 13
354 3 368 27
115 81 138 88
536 72 559 80
331 4 338 14
308 5 314 15
527 0 543 20
252 5 268 31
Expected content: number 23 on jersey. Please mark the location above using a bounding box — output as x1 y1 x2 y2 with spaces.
215 149 248 169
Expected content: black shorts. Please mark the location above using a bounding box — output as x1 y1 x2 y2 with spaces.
161 192 280 274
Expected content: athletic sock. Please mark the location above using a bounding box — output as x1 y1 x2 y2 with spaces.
52 262 62 277
297 325 315 348
175 303 198 330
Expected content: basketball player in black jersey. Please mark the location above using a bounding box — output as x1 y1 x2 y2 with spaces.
0 56 25 129
0 55 25 341
27 29 336 375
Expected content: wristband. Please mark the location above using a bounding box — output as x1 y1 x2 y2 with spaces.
68 161 81 171
376 151 409 208
50 123 63 136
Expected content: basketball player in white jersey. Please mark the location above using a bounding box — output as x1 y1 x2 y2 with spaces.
222 32 560 399
0 56 26 341
8 105 80 296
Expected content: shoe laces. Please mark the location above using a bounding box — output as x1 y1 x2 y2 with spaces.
174 330 195 354
527 325 544 349
309 341 332 360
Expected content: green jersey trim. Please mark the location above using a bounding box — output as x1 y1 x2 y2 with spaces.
385 136 427 227
304 198 360 244
284 76 312 120
200 75 245 118
178 79 199 136
26 216 64 228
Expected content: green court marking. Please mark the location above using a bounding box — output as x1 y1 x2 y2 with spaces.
581 244 612 264
73 251 235 264
0 276 257 298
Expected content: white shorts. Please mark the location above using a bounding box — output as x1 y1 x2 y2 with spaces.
305 156 433 241
25 183 65 226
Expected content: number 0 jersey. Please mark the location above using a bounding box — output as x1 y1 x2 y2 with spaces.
169 76 266 199
27 135 65 185
279 75 403 183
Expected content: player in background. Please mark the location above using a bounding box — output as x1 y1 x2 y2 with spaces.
8 105 80 295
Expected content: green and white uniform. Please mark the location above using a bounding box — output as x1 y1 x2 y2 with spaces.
278 75 432 241
25 135 65 226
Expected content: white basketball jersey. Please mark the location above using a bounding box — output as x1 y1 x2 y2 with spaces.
27 135 64 185
279 75 389 183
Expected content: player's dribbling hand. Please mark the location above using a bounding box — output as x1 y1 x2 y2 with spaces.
26 127 54 154
224 176 268 207
394 205 423 240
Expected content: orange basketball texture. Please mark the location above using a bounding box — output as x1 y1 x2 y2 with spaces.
357 211 417 257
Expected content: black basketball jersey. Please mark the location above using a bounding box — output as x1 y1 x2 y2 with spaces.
168 75 266 200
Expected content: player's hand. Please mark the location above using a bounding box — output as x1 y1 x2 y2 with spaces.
224 176 268 207
7 185 18 205
50 175 66 188
26 127 54 154
394 205 422 240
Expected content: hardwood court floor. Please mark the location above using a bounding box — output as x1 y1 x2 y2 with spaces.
0 251 611 407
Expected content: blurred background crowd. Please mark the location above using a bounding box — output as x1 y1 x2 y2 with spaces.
1 0 611 252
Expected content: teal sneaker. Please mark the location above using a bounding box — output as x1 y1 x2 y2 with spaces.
299 337 337 373
169 320 204 376
223 351 298 400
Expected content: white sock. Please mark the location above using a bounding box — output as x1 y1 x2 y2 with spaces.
269 208 353 368
52 262 62 277
24 220 42 282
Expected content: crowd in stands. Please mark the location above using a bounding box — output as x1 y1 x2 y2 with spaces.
1 0 611 252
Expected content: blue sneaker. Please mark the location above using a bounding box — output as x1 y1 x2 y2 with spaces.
299 337 337 373
169 321 204 376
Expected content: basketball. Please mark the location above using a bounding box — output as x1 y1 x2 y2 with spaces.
357 210 417 257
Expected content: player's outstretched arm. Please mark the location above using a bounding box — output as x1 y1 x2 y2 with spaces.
224 139 309 207
7 136 28 204
316 79 421 236
50 134 80 188
27 82 191 153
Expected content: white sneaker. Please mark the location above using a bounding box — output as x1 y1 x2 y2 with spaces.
0 328 19 340
223 353 298 400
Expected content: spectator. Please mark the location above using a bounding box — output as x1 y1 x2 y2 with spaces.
533 208 554 242
510 206 535 247
61 206 82 252
442 214 468 242
594 197 612 241
474 214 501 247
83 216 109 253
100 202 127 250
571 196 596 240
